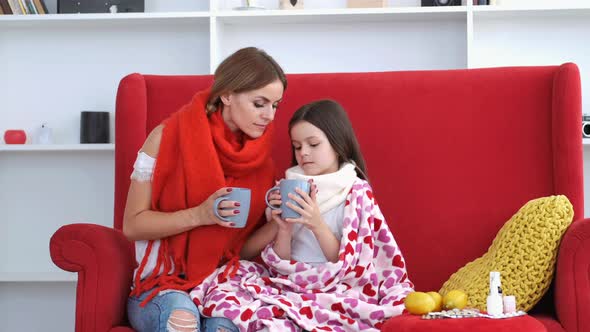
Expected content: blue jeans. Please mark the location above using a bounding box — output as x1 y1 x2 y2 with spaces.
128 289 238 332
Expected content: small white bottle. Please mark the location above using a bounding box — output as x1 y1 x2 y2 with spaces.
36 123 53 145
487 271 503 316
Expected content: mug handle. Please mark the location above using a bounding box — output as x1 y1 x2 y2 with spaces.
265 186 280 210
213 197 232 222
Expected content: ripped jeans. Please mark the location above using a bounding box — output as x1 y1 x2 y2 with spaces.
128 289 239 332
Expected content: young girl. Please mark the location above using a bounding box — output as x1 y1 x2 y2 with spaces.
270 99 370 266
190 100 414 332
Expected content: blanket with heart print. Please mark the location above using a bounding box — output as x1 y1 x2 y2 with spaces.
190 179 414 332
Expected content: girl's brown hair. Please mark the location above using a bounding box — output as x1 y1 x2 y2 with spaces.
206 47 287 114
288 100 368 180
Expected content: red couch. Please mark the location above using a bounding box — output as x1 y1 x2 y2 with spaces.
50 64 588 332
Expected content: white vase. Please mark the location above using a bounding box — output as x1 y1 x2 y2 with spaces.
279 0 304 10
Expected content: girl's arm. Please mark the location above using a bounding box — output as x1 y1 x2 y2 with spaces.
270 206 293 260
286 182 340 263
310 222 340 263
240 217 278 259
240 189 283 259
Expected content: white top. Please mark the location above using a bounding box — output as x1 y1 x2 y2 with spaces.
285 163 358 265
290 202 345 265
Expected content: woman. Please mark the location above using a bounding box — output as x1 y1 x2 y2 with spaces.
123 47 287 332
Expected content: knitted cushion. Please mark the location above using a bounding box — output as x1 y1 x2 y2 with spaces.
439 195 573 312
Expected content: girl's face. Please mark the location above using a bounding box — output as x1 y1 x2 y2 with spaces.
221 79 284 139
290 120 340 176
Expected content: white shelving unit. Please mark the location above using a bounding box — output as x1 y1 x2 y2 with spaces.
0 143 114 151
0 271 77 282
0 148 114 283
0 0 589 330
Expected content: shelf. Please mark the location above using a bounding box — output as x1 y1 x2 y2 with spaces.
0 7 469 26
0 11 210 27
0 144 114 151
471 4 590 19
215 7 467 24
1 4 590 26
0 272 77 282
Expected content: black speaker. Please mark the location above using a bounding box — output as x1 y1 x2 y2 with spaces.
421 0 461 6
58 0 144 13
80 111 110 144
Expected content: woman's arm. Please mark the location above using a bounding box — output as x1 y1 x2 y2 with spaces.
122 125 237 241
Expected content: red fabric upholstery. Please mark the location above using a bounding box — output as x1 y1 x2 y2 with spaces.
109 328 134 332
49 64 586 331
383 314 547 332
556 218 590 332
533 315 567 332
49 223 135 332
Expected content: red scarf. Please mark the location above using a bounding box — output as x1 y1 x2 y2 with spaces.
131 89 275 305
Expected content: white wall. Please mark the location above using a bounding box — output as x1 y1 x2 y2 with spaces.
0 282 76 331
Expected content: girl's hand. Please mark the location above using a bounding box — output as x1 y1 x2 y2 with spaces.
190 187 240 228
285 181 323 231
265 188 282 221
271 208 293 233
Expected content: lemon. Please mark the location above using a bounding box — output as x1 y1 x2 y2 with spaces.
427 291 443 312
404 292 436 315
443 290 468 310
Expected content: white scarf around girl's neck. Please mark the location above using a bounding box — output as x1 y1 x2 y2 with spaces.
285 162 358 214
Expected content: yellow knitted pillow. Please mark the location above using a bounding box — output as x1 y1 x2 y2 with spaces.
439 195 573 312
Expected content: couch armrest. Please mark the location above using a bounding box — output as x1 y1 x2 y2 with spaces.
556 218 590 332
50 223 135 332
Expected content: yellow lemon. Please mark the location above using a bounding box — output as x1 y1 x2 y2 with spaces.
427 291 443 312
443 290 468 310
404 292 436 315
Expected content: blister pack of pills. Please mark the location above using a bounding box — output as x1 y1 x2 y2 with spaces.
422 308 526 320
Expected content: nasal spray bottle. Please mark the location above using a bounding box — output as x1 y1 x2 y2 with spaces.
487 271 503 316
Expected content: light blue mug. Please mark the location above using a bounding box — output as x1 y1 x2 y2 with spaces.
265 179 311 219
213 188 251 228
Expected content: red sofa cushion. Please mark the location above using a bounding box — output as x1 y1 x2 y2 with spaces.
383 314 547 332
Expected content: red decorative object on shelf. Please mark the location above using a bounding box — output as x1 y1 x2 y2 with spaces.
4 129 27 144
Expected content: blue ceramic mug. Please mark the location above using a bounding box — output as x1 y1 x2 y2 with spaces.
213 188 251 228
265 179 311 219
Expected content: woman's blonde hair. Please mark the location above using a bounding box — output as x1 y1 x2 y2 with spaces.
206 47 287 114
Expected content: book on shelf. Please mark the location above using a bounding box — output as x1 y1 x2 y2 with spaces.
0 0 47 14
0 0 13 14
33 0 47 13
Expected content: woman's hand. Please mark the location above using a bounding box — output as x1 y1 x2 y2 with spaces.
285 181 323 231
190 187 240 228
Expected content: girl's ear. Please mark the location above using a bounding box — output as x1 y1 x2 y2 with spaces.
220 92 232 106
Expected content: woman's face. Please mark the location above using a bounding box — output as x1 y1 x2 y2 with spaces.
221 79 284 139
290 120 340 176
